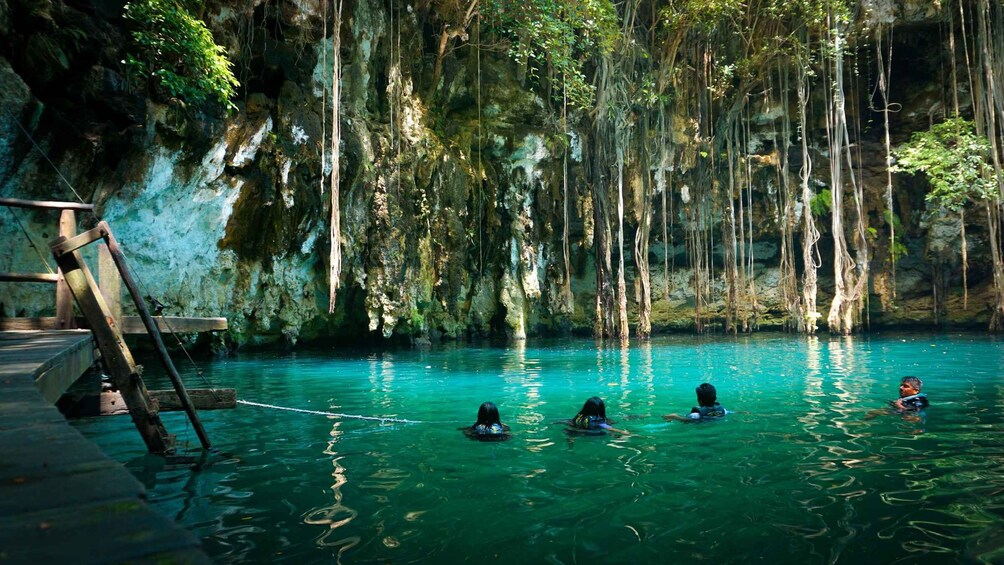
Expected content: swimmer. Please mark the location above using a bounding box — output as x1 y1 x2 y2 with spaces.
564 396 628 435
664 383 728 422
892 376 929 412
464 401 510 441
863 376 930 421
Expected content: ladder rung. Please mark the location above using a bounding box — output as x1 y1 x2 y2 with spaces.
50 225 108 256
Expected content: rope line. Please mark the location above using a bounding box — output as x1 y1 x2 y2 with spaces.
237 399 422 424
9 115 86 204
5 207 56 274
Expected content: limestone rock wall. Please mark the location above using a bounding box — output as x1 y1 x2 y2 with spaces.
0 0 996 346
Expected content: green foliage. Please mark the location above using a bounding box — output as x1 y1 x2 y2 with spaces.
483 0 619 109
123 0 239 110
890 240 908 261
660 0 743 34
883 209 908 260
892 117 1002 212
809 188 831 216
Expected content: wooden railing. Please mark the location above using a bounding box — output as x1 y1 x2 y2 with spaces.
0 197 226 333
1 197 225 453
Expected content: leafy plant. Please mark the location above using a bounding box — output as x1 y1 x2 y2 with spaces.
893 117 1002 211
883 209 908 261
809 188 831 216
483 0 619 109
123 0 239 110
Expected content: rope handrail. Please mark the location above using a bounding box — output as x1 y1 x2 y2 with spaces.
236 399 422 424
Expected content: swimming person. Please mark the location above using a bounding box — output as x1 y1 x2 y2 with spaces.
664 383 728 422
892 376 929 412
464 401 510 441
863 376 929 422
565 396 629 435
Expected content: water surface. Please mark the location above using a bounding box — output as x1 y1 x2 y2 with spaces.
73 334 1004 563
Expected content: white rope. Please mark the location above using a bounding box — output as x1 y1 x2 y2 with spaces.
236 399 421 424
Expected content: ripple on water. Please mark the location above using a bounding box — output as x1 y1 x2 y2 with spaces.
70 334 1004 563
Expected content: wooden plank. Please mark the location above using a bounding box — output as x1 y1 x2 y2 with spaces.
0 498 208 565
50 224 107 258
0 330 94 379
98 243 122 324
120 316 229 333
0 316 228 333
0 317 61 330
33 338 96 403
0 422 120 480
0 197 94 211
0 272 60 283
0 331 213 565
0 464 146 516
55 209 77 329
97 388 236 415
151 388 236 410
47 242 174 454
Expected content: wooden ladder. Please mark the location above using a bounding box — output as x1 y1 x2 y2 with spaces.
1 198 210 454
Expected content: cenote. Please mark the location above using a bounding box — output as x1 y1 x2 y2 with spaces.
73 333 1004 564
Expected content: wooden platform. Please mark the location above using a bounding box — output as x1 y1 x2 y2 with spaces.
0 331 211 564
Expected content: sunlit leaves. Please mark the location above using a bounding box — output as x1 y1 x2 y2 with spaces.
483 0 619 109
123 0 239 110
893 117 1002 212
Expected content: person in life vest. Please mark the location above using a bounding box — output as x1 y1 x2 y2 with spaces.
564 396 629 435
864 375 930 422
664 383 728 422
892 376 929 412
464 401 510 441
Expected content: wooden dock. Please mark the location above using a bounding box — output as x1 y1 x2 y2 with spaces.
0 331 211 564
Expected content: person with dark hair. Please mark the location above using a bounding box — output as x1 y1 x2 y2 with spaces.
565 396 628 435
892 376 929 412
464 401 510 441
664 383 728 422
863 376 930 422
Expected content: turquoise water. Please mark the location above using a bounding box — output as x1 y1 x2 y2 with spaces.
72 334 1004 564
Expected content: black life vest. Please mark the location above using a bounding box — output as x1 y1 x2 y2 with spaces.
571 414 606 430
894 393 929 411
471 423 508 440
689 403 727 420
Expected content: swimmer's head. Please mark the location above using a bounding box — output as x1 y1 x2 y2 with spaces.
899 376 923 397
696 383 717 407
578 396 607 419
476 402 501 426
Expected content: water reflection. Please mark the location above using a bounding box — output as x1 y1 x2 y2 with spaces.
72 334 1004 564
303 422 358 563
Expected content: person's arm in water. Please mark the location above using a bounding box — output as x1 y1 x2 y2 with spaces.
663 413 691 422
598 422 630 435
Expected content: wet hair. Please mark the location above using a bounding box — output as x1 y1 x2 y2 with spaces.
475 402 502 427
576 396 607 419
900 376 923 391
695 383 717 407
